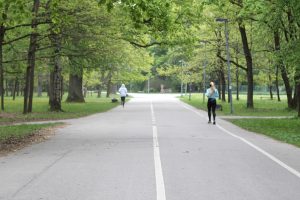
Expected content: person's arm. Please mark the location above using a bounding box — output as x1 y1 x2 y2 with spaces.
215 89 219 98
205 89 209 97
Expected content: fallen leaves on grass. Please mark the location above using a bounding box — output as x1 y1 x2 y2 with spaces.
0 125 64 157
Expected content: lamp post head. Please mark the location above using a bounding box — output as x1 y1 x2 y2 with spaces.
216 18 228 22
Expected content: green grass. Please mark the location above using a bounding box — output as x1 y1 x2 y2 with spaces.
229 118 300 147
181 93 299 147
0 123 61 142
0 93 121 123
181 93 297 116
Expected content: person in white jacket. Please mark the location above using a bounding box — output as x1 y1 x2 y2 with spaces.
118 84 128 107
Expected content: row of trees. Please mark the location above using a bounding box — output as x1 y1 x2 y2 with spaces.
147 0 299 116
0 0 299 116
0 0 153 113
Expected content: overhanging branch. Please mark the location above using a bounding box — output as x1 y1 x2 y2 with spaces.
129 41 163 48
217 54 247 71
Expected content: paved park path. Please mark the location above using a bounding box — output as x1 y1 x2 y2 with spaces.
1 94 300 200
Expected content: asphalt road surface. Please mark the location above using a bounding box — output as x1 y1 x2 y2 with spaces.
1 94 300 200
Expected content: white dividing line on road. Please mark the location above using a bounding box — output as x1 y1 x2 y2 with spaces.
182 104 300 179
151 101 166 200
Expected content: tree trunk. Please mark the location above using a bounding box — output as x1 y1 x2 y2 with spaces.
17 81 20 96
12 77 18 100
216 30 226 102
220 70 226 102
0 24 5 111
218 76 222 100
269 74 273 100
49 33 63 111
0 4 8 111
23 0 40 114
60 77 64 100
274 31 293 108
46 74 50 97
236 60 240 101
275 64 281 101
295 64 300 117
292 80 298 109
37 72 42 97
297 82 300 117
97 85 102 98
66 64 85 103
239 22 253 108
5 79 8 96
98 70 105 98
106 70 112 98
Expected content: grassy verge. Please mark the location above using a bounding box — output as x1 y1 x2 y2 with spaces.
181 93 296 116
229 118 300 147
0 94 121 123
0 123 63 154
0 123 61 141
181 93 299 147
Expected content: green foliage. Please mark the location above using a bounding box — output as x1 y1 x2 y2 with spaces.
1 0 300 115
0 94 121 123
181 93 297 116
230 118 300 147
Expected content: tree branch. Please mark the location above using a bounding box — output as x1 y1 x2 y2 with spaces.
217 54 247 71
5 20 52 31
229 0 243 7
128 40 164 48
2 34 31 45
4 70 23 74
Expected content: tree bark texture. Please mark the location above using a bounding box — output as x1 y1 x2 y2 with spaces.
269 74 273 100
297 82 300 117
216 29 226 102
66 63 85 103
0 24 5 110
274 31 293 108
12 77 18 100
23 0 40 114
37 72 43 97
235 59 240 101
292 77 298 109
238 22 254 108
49 33 63 111
275 64 281 101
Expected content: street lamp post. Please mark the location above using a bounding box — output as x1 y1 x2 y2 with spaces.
188 71 192 101
179 60 184 97
216 18 233 114
148 76 151 93
200 40 208 103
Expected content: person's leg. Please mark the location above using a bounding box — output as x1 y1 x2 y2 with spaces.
207 101 212 123
121 97 125 107
212 100 217 124
123 97 126 107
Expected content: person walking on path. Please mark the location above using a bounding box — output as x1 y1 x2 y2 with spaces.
205 81 219 124
118 84 128 108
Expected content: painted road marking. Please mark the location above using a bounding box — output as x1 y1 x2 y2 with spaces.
182 103 300 179
151 101 166 200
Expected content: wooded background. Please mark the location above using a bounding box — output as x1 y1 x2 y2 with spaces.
0 0 299 116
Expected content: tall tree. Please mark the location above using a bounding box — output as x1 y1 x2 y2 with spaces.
23 0 40 114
